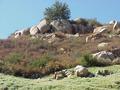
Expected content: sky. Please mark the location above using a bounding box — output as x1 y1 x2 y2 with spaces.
0 0 120 39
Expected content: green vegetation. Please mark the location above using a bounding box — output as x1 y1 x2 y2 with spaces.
77 54 98 67
77 54 109 67
75 18 102 27
4 52 23 64
0 65 120 90
44 1 71 22
30 54 53 68
0 33 120 78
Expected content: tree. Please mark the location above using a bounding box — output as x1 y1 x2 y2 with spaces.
44 1 71 22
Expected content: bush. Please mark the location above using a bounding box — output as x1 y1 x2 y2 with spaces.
29 54 54 68
77 54 101 67
44 1 71 22
4 52 23 64
75 18 102 27
87 18 102 27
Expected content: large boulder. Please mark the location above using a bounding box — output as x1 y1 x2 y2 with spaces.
71 24 93 34
14 28 30 38
111 48 120 57
14 30 24 38
37 19 51 34
93 26 108 34
50 19 73 34
72 24 79 34
30 19 51 36
109 20 120 30
112 58 120 64
83 25 93 33
92 51 115 60
74 65 90 77
30 26 40 36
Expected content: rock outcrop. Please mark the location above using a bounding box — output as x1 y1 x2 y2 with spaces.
92 51 115 60
30 19 50 36
37 19 51 34
30 26 40 36
14 28 30 38
51 19 74 34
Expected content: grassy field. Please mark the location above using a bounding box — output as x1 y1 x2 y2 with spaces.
0 65 120 90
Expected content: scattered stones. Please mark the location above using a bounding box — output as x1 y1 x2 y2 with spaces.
86 33 105 43
54 32 66 39
53 66 95 80
53 70 67 80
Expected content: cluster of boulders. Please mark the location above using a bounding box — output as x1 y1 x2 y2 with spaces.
86 20 120 43
53 65 114 80
10 18 95 39
10 18 120 45
10 19 120 46
53 65 95 80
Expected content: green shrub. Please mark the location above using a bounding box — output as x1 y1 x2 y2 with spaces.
4 53 23 64
77 54 100 67
29 54 54 68
75 18 88 26
87 18 102 27
75 18 102 27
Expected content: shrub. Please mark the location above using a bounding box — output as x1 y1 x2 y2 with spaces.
4 52 23 64
75 18 102 27
44 1 71 22
29 54 54 68
75 18 88 26
87 18 102 27
77 54 100 67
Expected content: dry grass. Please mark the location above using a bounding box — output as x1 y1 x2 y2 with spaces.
0 34 120 78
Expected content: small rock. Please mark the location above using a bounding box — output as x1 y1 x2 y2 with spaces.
97 42 109 50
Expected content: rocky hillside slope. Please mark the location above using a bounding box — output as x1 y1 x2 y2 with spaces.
0 18 120 79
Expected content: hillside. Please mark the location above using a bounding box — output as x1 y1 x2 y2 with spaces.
0 15 120 90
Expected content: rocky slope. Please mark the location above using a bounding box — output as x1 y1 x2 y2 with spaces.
0 18 120 79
